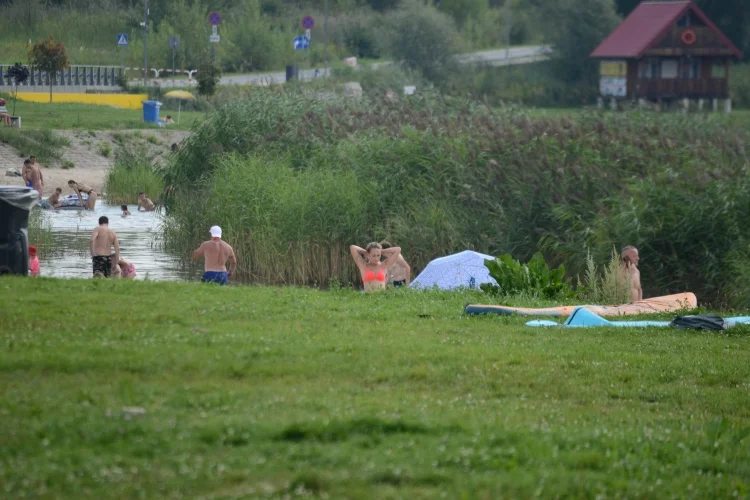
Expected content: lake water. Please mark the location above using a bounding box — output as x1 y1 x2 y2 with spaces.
35 201 199 281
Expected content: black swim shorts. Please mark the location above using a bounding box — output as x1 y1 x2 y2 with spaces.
92 255 113 277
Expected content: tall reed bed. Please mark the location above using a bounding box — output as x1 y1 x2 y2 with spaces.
162 89 750 303
104 147 164 205
27 209 54 250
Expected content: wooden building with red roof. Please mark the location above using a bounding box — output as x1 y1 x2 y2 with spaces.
590 1 742 107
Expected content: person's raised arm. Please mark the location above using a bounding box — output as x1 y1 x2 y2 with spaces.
228 246 237 277
400 255 411 285
112 233 120 272
382 246 402 269
192 243 205 261
350 245 367 264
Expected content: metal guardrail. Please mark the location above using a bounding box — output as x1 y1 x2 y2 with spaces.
0 65 124 88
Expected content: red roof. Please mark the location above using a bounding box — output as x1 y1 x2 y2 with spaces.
591 1 742 59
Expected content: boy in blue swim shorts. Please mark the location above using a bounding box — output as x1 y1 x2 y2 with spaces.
193 225 236 285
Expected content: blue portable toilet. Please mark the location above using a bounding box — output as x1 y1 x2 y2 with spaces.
142 100 162 123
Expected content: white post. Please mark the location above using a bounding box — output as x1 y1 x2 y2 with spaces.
724 98 732 113
610 98 617 110
712 98 718 112
638 98 646 110
597 97 603 109
682 98 689 113
698 99 704 111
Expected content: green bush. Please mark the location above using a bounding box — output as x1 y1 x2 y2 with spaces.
543 0 621 86
197 62 222 97
383 1 463 85
481 253 568 298
334 10 383 59
98 143 112 157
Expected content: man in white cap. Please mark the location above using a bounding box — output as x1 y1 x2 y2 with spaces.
192 225 236 285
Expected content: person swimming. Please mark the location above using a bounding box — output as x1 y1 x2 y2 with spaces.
349 242 402 292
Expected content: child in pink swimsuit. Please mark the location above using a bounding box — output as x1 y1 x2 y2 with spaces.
118 259 136 279
29 246 40 276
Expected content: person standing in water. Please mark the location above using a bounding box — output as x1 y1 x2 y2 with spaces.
621 246 642 303
349 242 402 292
380 240 411 287
137 192 156 212
193 226 237 285
69 180 97 210
90 216 120 278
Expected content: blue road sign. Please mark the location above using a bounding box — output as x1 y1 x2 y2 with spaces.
117 33 129 47
293 35 310 51
302 16 315 29
209 12 221 26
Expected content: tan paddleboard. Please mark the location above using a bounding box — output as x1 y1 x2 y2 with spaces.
465 293 698 317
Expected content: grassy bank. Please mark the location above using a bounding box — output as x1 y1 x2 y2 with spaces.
0 98 202 130
0 128 70 165
1 278 749 498
162 90 750 306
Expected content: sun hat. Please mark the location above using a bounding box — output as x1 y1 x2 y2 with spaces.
210 226 222 238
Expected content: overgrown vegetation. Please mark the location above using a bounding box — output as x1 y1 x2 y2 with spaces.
104 146 165 205
481 253 567 299
160 89 750 306
2 278 750 498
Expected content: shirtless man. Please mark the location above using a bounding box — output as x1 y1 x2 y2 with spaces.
21 160 33 188
90 216 120 278
47 188 63 208
137 192 156 212
192 225 236 285
380 240 411 287
69 179 97 210
621 246 642 303
28 159 44 199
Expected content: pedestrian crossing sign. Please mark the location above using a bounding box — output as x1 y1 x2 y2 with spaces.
117 34 129 47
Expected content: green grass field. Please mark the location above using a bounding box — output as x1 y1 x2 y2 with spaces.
1 278 749 498
0 99 203 130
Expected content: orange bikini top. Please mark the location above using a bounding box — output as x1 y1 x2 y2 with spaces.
363 268 386 283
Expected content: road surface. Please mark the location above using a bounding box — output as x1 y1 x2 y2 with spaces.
158 45 550 88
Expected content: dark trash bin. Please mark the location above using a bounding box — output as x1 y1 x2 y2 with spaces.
0 186 39 276
285 65 298 82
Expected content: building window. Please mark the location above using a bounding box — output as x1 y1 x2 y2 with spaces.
639 58 659 79
680 58 700 79
661 59 678 79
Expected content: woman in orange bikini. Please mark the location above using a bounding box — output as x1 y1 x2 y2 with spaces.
350 242 402 292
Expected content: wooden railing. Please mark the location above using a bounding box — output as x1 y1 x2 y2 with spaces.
634 78 728 99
